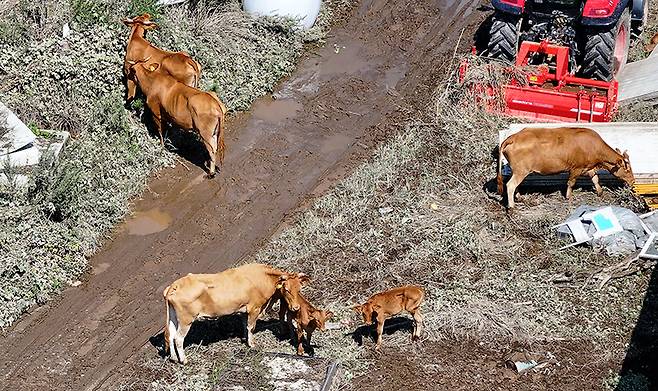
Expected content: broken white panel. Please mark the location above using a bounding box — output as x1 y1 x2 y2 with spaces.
582 207 624 239
499 122 658 185
617 55 658 104
0 101 36 155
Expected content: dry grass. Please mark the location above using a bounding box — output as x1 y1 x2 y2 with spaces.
120 16 658 391
127 60 652 390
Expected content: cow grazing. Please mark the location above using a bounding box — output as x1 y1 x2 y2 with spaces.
127 59 226 177
123 13 201 102
163 264 303 364
352 285 424 350
497 127 635 208
277 274 333 355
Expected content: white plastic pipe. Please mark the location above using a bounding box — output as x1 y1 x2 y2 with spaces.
243 0 322 30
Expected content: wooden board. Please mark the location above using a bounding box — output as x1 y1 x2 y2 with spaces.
617 56 658 104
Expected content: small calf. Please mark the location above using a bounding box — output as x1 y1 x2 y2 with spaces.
277 275 333 355
352 285 424 349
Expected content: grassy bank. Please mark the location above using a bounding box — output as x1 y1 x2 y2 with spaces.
0 0 337 328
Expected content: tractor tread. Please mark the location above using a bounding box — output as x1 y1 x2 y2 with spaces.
487 14 518 63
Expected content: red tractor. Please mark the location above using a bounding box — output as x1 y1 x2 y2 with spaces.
485 0 648 81
463 0 649 122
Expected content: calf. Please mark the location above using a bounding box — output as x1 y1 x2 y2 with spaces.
127 59 226 177
277 275 333 355
497 127 635 208
163 264 303 364
123 13 201 102
352 285 424 350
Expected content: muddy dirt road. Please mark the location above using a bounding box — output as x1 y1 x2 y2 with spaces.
0 1 484 389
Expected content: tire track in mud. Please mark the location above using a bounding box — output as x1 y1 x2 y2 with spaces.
0 1 485 389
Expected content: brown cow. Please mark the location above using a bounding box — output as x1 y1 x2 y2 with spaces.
277 275 333 355
497 127 635 208
352 285 424 350
127 59 226 177
123 13 201 102
163 264 303 364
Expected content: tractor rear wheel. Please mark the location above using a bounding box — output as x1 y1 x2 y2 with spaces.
581 9 631 81
487 12 520 63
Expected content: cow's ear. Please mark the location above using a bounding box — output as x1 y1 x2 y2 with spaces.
615 148 622 155
298 273 311 284
623 150 629 159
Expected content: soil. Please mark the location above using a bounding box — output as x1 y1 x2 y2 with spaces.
1 1 627 390
353 339 617 391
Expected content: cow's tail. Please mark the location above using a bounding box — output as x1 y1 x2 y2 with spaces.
497 139 508 195
163 285 171 355
209 94 227 164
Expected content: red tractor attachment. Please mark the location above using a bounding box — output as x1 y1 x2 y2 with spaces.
460 40 619 122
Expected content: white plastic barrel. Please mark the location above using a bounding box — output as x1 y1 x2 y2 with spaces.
243 0 322 30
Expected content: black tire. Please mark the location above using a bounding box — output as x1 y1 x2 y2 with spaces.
487 12 520 63
581 9 631 81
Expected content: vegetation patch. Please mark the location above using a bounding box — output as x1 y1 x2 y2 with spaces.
0 0 337 328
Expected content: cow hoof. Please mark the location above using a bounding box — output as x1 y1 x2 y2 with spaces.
206 172 216 179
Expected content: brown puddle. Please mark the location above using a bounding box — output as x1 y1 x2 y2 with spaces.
125 207 172 236
251 97 303 123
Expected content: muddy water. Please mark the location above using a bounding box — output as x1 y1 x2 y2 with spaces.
124 207 172 236
0 1 486 390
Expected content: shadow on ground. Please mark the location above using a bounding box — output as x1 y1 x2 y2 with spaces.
617 265 658 390
348 316 414 346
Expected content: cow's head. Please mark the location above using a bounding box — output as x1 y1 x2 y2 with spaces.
352 301 377 325
611 148 635 186
123 13 158 30
276 273 310 312
311 309 334 331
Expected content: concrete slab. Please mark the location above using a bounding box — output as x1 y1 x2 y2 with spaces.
499 122 658 186
617 56 658 104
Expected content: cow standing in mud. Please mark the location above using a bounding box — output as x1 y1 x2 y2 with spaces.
126 58 227 177
163 264 305 364
497 127 635 208
123 13 201 102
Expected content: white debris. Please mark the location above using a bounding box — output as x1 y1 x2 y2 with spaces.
263 357 310 380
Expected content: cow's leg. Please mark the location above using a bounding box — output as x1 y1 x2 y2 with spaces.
279 299 290 336
126 79 137 102
199 124 218 178
245 309 259 348
566 171 582 199
296 326 305 355
411 309 423 340
166 303 179 362
374 315 386 350
174 322 192 364
587 170 603 196
506 171 528 208
146 100 164 146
